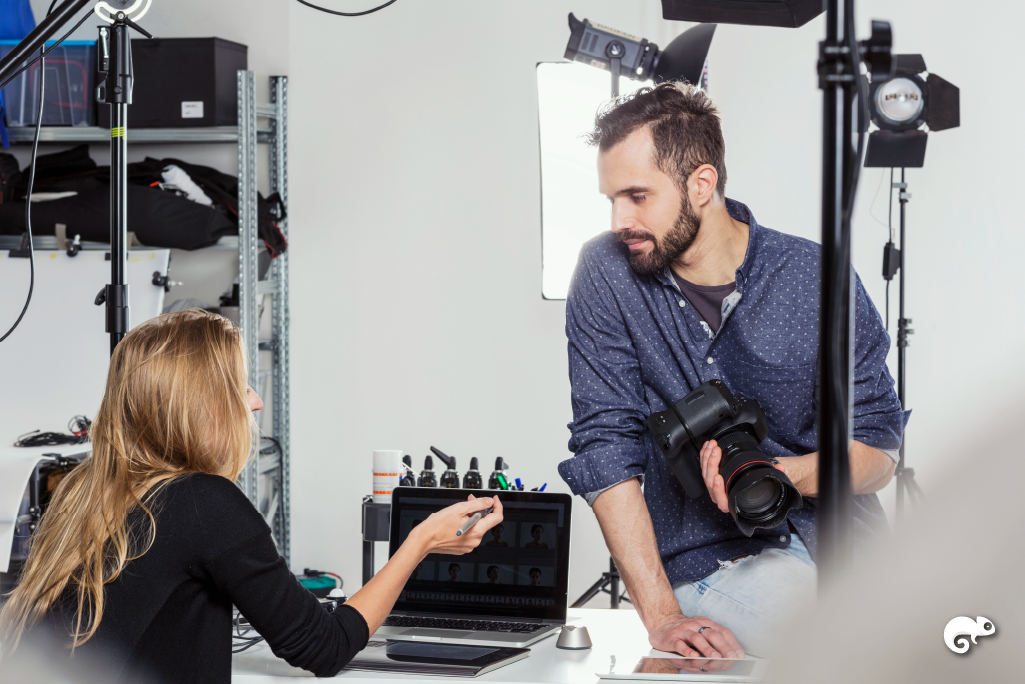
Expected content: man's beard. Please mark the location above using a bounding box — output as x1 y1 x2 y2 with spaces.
621 195 700 276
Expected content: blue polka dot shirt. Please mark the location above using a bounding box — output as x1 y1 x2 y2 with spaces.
558 199 909 583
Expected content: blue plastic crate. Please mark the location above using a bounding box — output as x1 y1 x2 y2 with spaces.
0 40 96 127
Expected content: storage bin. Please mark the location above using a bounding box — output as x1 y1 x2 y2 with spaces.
97 38 248 128
0 40 97 127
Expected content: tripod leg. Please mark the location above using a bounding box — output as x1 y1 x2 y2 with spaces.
571 575 610 608
609 557 621 609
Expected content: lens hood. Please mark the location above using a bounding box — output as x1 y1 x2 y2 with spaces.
727 468 803 537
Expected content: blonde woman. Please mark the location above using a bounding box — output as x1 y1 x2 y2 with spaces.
0 310 503 682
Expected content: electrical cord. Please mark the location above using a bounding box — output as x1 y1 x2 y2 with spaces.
0 1 77 344
0 48 45 344
233 610 265 653
14 415 92 447
295 0 398 17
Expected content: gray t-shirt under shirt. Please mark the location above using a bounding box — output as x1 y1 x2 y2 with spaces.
671 271 736 333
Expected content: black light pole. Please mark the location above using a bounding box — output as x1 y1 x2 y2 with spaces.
96 13 143 355
815 0 852 588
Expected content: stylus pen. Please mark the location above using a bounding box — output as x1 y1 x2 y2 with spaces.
455 506 494 537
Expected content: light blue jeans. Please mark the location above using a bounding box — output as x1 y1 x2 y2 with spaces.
672 533 816 658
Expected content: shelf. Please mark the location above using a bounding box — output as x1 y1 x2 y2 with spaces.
4 126 273 144
0 235 241 252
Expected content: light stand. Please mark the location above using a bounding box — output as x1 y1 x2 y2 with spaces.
94 10 151 354
893 169 923 517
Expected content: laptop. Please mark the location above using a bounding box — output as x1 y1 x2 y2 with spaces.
373 487 573 648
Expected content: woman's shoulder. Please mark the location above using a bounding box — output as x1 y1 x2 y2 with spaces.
152 473 269 547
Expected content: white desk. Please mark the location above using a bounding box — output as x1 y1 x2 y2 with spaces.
232 608 653 682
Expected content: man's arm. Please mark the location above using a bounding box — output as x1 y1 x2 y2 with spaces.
775 441 895 497
698 439 895 512
591 478 745 659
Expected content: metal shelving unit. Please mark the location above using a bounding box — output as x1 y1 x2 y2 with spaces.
2 72 291 564
238 73 291 564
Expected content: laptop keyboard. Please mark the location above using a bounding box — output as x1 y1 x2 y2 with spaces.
382 616 547 634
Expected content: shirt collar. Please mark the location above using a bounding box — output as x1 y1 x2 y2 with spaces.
655 198 761 289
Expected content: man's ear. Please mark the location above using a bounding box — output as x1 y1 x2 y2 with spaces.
689 164 719 208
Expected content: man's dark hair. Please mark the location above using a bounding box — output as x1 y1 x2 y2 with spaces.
529 567 541 575
531 524 543 534
587 81 727 197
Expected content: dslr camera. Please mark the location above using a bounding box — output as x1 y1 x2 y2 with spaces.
646 380 802 536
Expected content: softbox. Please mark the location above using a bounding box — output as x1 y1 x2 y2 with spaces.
661 0 825 28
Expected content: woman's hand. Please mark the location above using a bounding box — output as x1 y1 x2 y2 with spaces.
344 494 504 636
409 494 504 557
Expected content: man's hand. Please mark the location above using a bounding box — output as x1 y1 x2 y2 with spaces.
649 614 745 659
700 440 788 513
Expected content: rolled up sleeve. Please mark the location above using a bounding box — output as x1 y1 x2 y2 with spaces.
851 273 910 454
558 247 650 500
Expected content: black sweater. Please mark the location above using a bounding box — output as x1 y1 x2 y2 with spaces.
22 473 368 683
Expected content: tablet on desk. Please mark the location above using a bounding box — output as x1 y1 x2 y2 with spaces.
598 655 769 682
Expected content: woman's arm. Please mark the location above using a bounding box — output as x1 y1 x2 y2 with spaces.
345 494 503 634
198 478 503 677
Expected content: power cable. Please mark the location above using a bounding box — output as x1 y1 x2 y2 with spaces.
0 47 45 343
294 0 398 17
1 1 82 344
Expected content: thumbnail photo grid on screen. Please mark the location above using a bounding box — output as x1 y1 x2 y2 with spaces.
397 504 561 609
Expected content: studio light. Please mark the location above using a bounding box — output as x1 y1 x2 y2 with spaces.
864 54 960 168
660 0 823 28
564 13 716 96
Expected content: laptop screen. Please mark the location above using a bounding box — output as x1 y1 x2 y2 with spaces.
389 488 572 622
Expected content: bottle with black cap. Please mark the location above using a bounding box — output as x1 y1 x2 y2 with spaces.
399 455 416 487
431 446 461 489
488 457 511 490
417 455 438 488
462 457 483 489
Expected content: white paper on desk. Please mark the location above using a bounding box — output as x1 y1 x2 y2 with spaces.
0 454 45 574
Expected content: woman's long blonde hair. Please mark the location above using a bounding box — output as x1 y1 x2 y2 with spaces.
0 309 256 653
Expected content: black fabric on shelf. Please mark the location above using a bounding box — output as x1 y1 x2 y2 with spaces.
12 473 369 683
0 184 237 250
2 146 288 255
19 144 97 186
130 156 289 257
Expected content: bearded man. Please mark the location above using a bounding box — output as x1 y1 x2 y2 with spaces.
558 82 907 659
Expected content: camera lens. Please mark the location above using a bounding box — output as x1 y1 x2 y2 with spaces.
735 478 782 518
714 430 802 535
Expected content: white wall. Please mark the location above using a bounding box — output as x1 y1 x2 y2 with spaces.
287 1 679 601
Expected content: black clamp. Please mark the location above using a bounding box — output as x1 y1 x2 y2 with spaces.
897 318 914 348
818 20 893 90
152 271 181 292
67 234 81 257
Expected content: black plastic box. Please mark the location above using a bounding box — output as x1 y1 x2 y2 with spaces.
98 37 247 128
